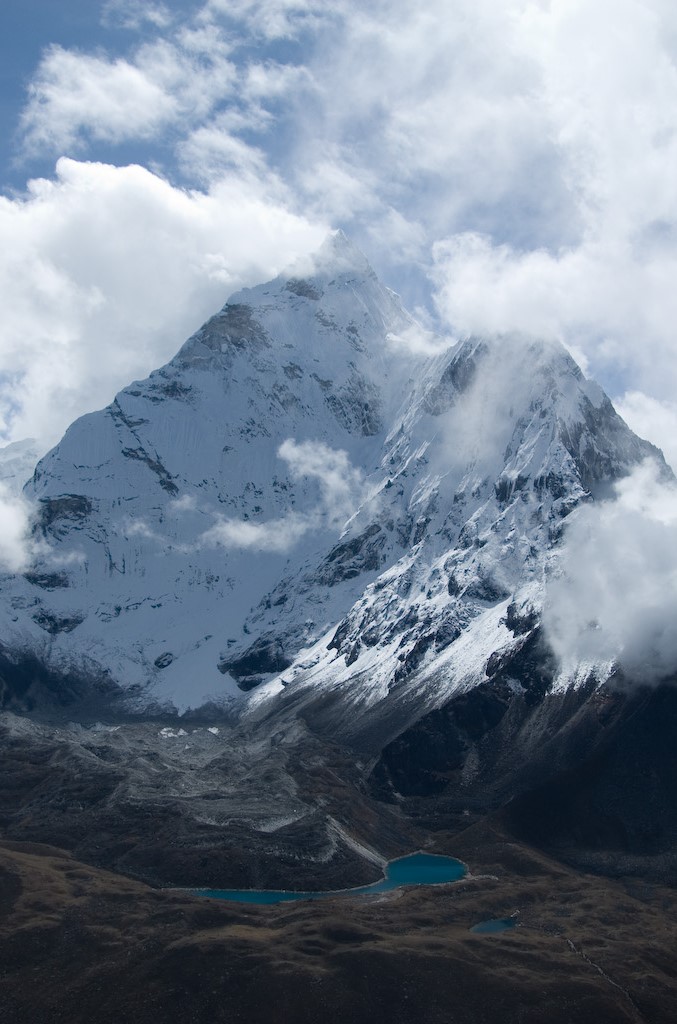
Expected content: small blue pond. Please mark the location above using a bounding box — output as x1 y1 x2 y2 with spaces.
192 852 466 905
470 917 518 934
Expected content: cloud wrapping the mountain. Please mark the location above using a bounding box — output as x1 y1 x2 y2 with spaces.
428 0 677 459
616 393 677 475
5 0 677 470
198 439 364 553
201 513 310 553
0 159 325 447
0 484 38 573
544 460 677 684
278 438 363 526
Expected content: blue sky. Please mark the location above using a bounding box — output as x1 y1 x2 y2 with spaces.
0 0 147 186
2 0 677 469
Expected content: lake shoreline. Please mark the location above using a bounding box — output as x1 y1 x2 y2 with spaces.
171 850 469 904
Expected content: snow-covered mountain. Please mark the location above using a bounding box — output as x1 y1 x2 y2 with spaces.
0 232 666 726
245 332 665 750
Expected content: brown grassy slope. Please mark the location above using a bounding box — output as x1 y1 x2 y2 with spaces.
1 831 676 1024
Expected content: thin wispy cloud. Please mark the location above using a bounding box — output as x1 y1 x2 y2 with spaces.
200 513 309 553
200 0 337 41
200 439 364 553
0 481 84 573
124 439 365 556
101 0 173 31
616 393 677 476
278 438 363 525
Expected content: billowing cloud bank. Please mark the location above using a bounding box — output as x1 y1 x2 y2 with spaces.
545 461 677 684
0 160 324 447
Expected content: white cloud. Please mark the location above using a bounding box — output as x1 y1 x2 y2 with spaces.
288 1 570 254
195 439 364 554
221 0 677 469
8 0 677 473
0 439 41 495
544 460 677 684
0 484 38 573
433 334 568 480
14 0 574 264
101 0 173 31
426 1 677 462
430 228 677 417
385 324 449 358
243 60 312 101
170 494 198 514
201 513 309 552
297 156 379 223
0 465 85 572
278 438 364 526
20 46 180 152
616 392 677 475
200 0 336 40
178 120 272 184
126 520 159 540
19 24 244 158
136 37 238 121
0 158 325 446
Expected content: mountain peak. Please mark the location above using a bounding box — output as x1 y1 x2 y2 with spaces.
177 228 411 375
280 229 375 285
320 228 367 261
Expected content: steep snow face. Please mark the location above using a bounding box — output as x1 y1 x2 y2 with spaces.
0 235 664 718
0 233 421 710
246 333 664 741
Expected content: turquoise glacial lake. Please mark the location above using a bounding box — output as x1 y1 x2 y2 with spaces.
192 852 466 905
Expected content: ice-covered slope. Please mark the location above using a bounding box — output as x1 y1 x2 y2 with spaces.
246 333 665 746
0 234 665 720
0 233 423 710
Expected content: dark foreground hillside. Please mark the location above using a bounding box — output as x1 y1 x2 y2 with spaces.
2 682 677 1022
1 826 676 1024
